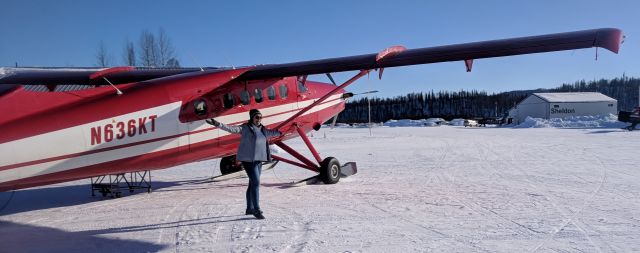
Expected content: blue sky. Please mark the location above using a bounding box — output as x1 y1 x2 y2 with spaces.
1 0 638 97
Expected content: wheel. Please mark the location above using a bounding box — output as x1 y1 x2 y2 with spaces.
220 156 243 175
319 157 341 184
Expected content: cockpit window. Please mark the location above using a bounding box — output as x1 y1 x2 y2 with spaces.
267 86 276 100
254 88 263 103
194 99 207 116
240 90 250 105
223 93 234 109
279 84 288 99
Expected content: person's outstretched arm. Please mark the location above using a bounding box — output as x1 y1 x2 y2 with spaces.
206 119 242 134
262 127 282 138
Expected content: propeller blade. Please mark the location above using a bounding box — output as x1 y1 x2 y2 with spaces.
354 90 379 96
332 90 378 129
330 114 339 129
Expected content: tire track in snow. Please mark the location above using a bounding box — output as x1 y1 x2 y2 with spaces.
432 136 536 251
42 192 145 228
354 136 493 251
502 141 607 252
157 187 204 245
170 182 240 252
472 139 545 236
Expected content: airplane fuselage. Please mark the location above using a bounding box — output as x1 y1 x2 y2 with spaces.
0 74 345 191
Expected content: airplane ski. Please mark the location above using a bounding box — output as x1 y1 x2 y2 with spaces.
340 162 357 177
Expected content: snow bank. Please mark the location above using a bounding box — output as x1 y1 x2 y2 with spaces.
0 67 9 77
449 118 465 126
514 114 630 129
383 118 447 127
384 119 428 127
332 114 633 129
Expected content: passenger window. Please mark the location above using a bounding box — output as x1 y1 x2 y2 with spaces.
254 88 263 103
279 84 288 99
223 93 234 109
194 99 207 116
267 86 276 100
297 79 308 93
240 90 250 105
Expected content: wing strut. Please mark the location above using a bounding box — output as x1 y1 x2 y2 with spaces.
274 46 403 130
275 69 369 130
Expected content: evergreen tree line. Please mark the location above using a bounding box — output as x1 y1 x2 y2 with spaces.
339 76 640 123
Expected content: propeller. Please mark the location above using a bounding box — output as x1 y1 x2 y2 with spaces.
331 90 378 129
325 72 378 129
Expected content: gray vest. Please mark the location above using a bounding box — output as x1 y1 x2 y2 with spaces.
217 122 282 162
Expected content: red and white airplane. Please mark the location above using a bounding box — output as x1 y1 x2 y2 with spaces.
0 28 623 192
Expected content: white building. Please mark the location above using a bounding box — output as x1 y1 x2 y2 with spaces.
507 92 617 124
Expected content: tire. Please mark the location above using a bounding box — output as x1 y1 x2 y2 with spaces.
220 156 242 175
319 157 341 184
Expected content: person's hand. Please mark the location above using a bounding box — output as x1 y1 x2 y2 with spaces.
206 118 220 127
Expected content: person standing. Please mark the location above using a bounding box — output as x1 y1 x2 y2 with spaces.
206 109 281 219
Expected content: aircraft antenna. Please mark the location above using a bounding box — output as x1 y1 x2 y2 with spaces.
187 52 205 72
102 77 123 95
368 82 373 136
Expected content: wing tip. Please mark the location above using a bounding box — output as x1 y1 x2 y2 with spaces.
595 28 624 54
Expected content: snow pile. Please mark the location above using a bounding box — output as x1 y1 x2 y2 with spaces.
327 122 384 128
0 67 9 78
332 114 632 129
384 119 426 127
449 118 465 126
383 118 445 127
514 114 629 129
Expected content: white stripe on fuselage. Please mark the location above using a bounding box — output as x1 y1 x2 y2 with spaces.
0 94 343 183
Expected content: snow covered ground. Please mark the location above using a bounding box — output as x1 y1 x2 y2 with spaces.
1 125 639 252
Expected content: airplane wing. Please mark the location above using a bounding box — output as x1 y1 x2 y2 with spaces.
239 28 622 80
0 28 623 86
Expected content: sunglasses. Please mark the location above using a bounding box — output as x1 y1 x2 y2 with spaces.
254 115 262 119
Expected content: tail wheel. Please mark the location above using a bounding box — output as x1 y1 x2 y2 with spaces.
320 157 341 184
220 156 243 175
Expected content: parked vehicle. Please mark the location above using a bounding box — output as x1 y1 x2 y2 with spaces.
478 117 504 127
618 109 640 131
464 119 478 127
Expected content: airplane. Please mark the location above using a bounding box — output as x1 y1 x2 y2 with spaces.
0 28 623 193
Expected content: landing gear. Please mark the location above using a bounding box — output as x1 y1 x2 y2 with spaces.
320 157 341 184
220 155 243 175
270 125 357 184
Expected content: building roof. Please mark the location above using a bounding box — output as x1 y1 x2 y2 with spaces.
533 92 616 103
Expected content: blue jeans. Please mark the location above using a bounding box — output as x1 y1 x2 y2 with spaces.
242 161 262 212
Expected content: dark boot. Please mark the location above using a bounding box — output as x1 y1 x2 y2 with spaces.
253 210 265 219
